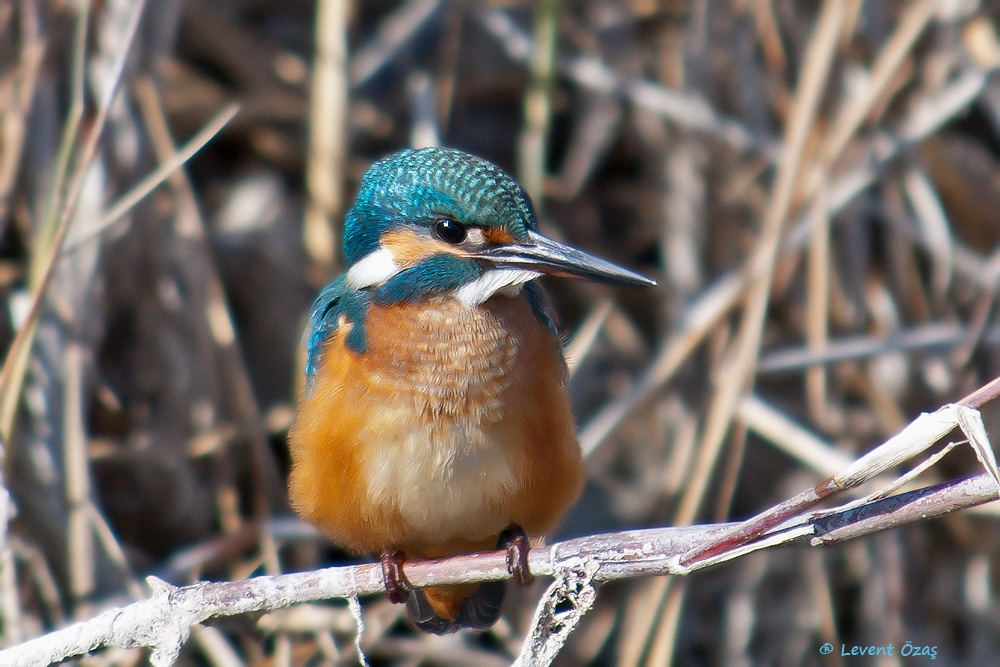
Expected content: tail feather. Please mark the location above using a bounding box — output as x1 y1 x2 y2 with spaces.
406 582 505 635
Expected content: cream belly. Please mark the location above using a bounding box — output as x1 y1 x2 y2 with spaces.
359 403 521 545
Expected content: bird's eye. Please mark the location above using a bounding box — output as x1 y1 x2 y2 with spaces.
433 218 467 245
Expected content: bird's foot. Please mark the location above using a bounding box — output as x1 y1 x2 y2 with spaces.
380 551 411 604
498 524 533 586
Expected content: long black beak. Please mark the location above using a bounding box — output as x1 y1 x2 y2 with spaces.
482 230 656 287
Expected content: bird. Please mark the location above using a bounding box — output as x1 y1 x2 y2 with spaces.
288 147 655 634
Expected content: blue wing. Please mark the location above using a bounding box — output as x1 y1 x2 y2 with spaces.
523 281 568 379
304 276 348 385
304 276 370 392
523 281 560 340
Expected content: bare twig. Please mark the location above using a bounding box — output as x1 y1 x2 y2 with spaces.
350 0 442 87
677 378 1000 568
61 102 240 252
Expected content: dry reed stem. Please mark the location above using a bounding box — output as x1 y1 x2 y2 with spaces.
581 273 744 460
516 0 558 205
0 0 146 442
304 0 349 269
737 394 854 477
350 0 442 87
0 9 43 226
805 170 831 426
69 103 241 250
585 4 989 477
679 0 846 524
63 343 93 616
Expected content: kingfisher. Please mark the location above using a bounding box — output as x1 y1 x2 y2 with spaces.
288 147 654 634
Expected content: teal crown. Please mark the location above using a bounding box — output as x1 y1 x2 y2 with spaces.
343 148 538 264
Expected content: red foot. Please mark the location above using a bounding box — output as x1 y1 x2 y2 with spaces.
380 551 411 604
499 525 533 586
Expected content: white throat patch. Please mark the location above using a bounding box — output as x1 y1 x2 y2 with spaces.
345 248 401 289
456 268 542 307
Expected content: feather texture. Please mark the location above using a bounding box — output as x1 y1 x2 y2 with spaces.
289 292 582 555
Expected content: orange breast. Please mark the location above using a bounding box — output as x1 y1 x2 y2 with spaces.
287 293 584 557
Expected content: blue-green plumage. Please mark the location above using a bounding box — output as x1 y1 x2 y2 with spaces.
372 253 482 305
343 148 539 264
304 277 368 383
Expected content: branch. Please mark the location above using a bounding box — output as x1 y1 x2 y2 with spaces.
4 464 999 667
0 524 711 666
676 395 1000 568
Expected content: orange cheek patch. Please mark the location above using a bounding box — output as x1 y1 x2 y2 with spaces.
380 229 458 268
484 227 517 245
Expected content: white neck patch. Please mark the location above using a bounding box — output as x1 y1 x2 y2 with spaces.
456 269 542 307
346 248 401 289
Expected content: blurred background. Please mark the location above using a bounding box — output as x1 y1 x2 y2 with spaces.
3 0 1000 664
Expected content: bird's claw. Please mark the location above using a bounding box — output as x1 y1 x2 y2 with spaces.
380 551 411 604
499 524 533 586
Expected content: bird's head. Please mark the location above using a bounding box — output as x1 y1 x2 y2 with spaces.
343 147 654 306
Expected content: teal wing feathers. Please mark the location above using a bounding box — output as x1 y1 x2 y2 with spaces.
523 281 560 341
304 276 370 391
522 281 568 380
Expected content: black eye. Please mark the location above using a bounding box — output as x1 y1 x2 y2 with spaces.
434 218 467 244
